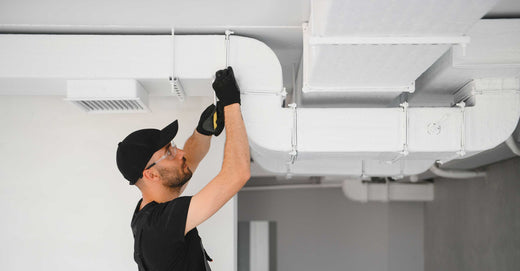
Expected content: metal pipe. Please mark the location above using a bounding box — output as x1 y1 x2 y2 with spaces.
429 163 486 179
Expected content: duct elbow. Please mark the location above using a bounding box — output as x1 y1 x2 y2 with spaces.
430 163 487 179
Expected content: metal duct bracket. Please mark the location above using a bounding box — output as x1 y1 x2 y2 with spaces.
286 103 299 178
169 29 185 102
361 160 367 179
456 101 466 157
241 88 287 97
225 30 234 67
169 28 186 102
170 77 186 101
435 101 467 164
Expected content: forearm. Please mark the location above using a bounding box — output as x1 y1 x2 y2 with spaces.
220 104 250 180
184 130 211 172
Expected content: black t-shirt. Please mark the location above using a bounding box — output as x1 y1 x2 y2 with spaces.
131 196 212 271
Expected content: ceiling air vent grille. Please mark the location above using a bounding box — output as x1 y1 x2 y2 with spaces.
65 80 150 113
71 99 146 112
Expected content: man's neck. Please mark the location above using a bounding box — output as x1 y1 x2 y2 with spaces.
140 188 180 210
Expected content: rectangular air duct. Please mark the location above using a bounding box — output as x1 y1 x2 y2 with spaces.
65 79 150 113
302 0 497 106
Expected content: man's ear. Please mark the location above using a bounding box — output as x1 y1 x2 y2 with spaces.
142 168 158 181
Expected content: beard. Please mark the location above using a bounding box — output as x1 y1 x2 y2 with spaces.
157 158 193 189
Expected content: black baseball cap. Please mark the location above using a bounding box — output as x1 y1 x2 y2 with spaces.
116 120 179 185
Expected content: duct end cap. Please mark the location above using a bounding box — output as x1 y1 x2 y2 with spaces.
342 177 368 202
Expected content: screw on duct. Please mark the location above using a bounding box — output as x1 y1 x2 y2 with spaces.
427 122 441 135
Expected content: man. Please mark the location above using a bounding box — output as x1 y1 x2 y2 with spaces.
116 67 250 270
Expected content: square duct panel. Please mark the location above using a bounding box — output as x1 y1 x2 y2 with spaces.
65 79 150 113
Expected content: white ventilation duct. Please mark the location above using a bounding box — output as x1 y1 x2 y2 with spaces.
243 77 520 177
1 21 519 179
302 0 498 106
239 0 519 177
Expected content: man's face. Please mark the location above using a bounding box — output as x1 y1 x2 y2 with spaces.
157 156 192 189
149 143 193 188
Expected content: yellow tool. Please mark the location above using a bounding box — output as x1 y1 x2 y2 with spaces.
213 109 218 129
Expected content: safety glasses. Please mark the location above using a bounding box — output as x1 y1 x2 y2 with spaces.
145 141 178 170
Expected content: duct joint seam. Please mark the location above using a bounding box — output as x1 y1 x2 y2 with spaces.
241 88 287 97
302 82 415 93
388 101 410 164
402 101 410 158
288 103 298 163
397 160 405 180
471 89 520 96
308 36 471 46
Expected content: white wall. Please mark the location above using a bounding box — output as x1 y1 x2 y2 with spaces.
0 95 234 271
238 188 423 271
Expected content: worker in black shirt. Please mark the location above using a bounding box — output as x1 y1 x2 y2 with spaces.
116 66 250 270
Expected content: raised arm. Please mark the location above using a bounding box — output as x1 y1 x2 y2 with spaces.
183 130 211 173
185 67 250 234
181 101 226 194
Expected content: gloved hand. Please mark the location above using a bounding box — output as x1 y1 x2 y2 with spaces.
196 102 225 136
212 66 241 106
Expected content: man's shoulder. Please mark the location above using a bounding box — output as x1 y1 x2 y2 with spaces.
160 196 192 212
136 196 192 213
133 196 192 227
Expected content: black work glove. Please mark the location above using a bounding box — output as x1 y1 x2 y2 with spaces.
212 66 241 106
196 102 225 136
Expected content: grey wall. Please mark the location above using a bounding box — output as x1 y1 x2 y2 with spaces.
238 187 424 271
424 157 520 271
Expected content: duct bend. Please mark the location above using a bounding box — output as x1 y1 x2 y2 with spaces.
461 78 520 152
175 35 291 166
176 36 520 177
